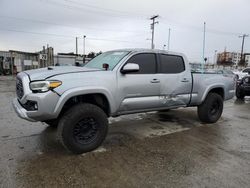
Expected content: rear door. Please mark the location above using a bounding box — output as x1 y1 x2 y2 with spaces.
117 53 161 113
158 54 192 107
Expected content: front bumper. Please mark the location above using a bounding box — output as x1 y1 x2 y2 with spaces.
13 72 62 122
12 98 37 122
237 84 250 95
12 90 60 122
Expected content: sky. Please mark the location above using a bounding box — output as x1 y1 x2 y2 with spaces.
0 0 249 62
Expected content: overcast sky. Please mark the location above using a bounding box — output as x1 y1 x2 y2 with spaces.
0 0 249 62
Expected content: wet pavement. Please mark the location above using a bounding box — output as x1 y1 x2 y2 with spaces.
0 76 250 187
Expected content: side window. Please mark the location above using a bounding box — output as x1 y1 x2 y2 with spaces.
126 53 157 74
160 54 185 73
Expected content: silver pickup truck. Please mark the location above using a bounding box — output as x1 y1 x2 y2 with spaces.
13 49 235 154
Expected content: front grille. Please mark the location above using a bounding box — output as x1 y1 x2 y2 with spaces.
16 77 24 99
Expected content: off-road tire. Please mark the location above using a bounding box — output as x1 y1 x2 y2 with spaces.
44 119 59 128
57 103 108 154
198 93 223 123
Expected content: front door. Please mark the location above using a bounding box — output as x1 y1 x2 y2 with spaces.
117 53 161 113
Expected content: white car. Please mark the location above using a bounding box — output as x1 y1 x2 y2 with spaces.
233 68 249 79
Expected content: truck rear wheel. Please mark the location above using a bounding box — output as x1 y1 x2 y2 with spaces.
57 103 108 154
198 93 223 123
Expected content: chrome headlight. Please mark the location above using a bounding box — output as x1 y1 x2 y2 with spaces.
30 80 62 92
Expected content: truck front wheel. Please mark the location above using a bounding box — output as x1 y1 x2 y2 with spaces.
57 103 108 154
198 93 223 123
44 119 59 128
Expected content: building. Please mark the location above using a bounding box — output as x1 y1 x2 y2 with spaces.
38 46 54 67
0 50 39 75
244 54 250 65
0 46 54 75
217 51 233 65
54 53 84 66
0 51 12 75
54 53 92 66
217 51 250 66
0 47 96 75
10 50 39 72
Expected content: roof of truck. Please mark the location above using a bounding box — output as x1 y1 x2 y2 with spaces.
108 48 185 57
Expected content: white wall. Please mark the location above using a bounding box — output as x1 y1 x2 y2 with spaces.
54 55 76 66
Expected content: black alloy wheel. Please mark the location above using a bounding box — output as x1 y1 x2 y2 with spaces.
73 117 99 145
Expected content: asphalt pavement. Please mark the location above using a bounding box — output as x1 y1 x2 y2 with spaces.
0 76 250 188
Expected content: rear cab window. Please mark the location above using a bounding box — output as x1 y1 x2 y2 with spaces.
160 54 185 74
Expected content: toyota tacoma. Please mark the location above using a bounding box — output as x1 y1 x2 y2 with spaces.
13 49 235 154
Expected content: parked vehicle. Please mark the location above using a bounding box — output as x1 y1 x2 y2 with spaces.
13 49 235 154
233 68 250 80
236 68 250 99
205 69 237 80
215 69 238 81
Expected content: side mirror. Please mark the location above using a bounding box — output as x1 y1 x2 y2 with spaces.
121 63 139 74
102 63 109 70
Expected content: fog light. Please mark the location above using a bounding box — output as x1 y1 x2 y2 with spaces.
22 100 38 111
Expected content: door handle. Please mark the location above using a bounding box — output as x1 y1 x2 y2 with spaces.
181 78 189 82
151 79 160 83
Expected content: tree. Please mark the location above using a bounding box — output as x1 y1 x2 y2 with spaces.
87 52 96 58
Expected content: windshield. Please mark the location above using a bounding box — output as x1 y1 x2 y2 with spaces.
85 51 129 70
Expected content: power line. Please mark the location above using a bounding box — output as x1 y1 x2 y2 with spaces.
0 27 148 44
0 28 73 38
0 15 146 34
161 20 242 36
40 0 148 21
0 14 244 37
1 0 245 38
62 0 149 17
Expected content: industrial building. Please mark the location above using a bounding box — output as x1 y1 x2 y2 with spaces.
0 50 39 75
0 46 55 75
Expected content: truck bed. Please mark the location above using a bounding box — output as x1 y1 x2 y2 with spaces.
189 72 235 106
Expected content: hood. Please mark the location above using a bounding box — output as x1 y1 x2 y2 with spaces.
24 66 101 81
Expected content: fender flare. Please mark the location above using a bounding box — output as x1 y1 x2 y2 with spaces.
201 84 225 103
53 87 115 117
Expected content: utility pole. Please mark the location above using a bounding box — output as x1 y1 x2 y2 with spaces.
214 50 217 64
76 37 78 55
167 28 171 51
83 35 86 64
10 51 13 75
150 15 159 49
202 22 206 73
47 44 49 67
83 35 86 56
239 34 249 64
